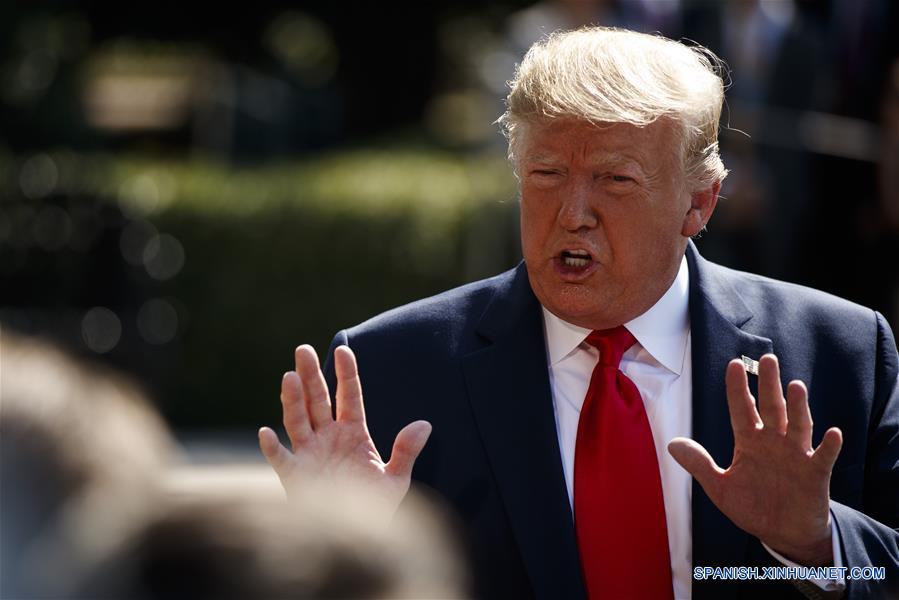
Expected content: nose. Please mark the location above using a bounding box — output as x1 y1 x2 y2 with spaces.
557 178 598 232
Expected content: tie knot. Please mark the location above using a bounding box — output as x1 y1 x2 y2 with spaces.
586 326 636 368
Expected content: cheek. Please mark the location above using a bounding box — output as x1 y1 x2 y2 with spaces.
602 207 667 265
519 222 541 263
637 217 686 267
519 196 554 249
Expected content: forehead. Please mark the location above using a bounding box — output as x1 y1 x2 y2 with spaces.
521 118 681 164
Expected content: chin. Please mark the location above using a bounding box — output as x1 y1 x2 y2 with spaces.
529 268 610 322
543 279 635 328
545 293 604 326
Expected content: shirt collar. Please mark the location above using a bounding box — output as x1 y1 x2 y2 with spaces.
541 254 690 375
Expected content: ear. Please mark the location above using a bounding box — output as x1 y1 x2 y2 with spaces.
681 181 720 237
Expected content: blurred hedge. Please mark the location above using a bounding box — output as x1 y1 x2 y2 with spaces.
0 147 521 429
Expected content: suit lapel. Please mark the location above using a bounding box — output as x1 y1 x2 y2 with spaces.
462 263 586 600
686 243 773 597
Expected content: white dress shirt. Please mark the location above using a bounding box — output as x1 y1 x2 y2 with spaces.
540 255 844 598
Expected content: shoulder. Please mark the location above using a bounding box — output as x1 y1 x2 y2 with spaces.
342 266 518 350
701 259 881 344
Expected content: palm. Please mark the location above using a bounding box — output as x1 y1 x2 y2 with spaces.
283 421 380 475
259 345 431 514
669 355 841 565
712 427 832 546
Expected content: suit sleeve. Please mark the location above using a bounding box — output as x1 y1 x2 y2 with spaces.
830 311 899 599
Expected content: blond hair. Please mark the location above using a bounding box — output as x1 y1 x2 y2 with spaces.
499 27 728 189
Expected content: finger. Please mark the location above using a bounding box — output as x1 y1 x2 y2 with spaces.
725 359 762 436
258 426 294 478
385 420 432 479
812 427 843 471
757 354 787 435
334 346 365 423
294 345 332 431
281 371 312 448
668 437 725 502
785 379 813 450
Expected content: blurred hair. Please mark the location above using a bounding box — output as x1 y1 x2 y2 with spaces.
0 330 177 598
70 482 469 599
1 332 467 599
499 26 729 190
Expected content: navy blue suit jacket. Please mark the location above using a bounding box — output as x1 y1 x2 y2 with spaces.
324 244 899 599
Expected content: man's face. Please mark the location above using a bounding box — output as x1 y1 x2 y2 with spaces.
519 118 716 330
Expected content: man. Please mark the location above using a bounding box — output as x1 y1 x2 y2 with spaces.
259 28 899 599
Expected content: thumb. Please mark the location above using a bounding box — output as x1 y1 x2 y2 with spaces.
258 426 293 478
813 426 843 471
386 420 432 479
668 437 723 495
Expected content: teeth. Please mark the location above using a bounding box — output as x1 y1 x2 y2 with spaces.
563 257 590 267
561 249 592 268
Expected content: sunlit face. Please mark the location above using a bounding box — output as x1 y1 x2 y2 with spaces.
518 118 718 330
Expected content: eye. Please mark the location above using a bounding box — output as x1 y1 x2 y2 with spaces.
610 175 633 183
527 169 564 186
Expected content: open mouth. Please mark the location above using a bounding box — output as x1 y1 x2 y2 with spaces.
553 249 597 279
560 249 592 268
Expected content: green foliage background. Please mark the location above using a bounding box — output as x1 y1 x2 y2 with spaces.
0 147 522 429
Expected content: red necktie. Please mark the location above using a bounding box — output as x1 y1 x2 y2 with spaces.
574 327 674 600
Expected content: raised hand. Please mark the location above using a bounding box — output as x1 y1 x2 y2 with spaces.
259 344 432 516
668 354 842 566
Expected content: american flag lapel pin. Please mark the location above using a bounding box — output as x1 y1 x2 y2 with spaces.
741 355 759 375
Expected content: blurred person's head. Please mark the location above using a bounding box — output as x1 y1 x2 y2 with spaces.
497 27 726 329
1 333 468 599
0 330 177 598
70 481 469 599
